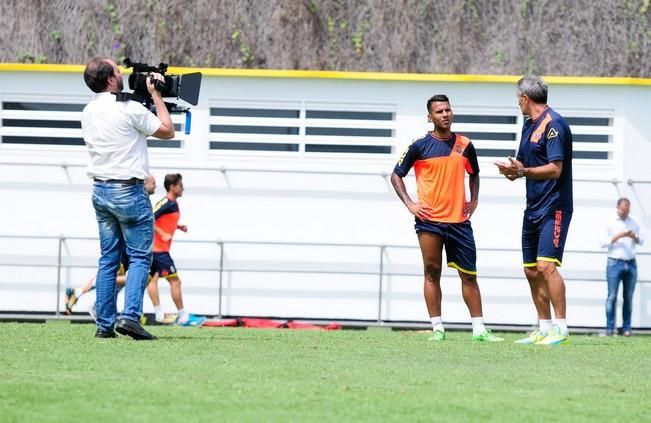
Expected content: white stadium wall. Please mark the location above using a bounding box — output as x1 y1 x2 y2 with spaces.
1 64 650 329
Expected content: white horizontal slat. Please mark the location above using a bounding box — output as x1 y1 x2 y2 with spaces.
304 101 396 113
209 116 300 126
572 142 614 152
304 136 396 146
472 140 518 150
561 109 615 118
208 133 300 142
209 140 395 150
303 151 395 159
572 159 616 168
1 110 182 123
1 110 82 120
207 149 300 159
1 92 91 104
570 126 614 135
1 127 82 137
454 106 518 115
305 119 395 129
210 99 302 110
452 123 520 133
473 140 612 153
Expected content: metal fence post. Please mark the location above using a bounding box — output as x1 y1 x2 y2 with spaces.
377 245 385 324
218 241 224 319
55 235 63 317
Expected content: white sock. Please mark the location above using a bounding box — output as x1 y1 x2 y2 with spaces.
178 308 189 323
154 305 164 321
555 319 569 335
430 316 444 332
471 317 486 336
539 319 553 335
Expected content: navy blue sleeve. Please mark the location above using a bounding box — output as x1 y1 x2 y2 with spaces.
544 122 566 162
393 139 421 177
463 142 480 174
153 199 178 220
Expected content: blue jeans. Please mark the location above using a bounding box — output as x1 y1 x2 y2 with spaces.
605 258 637 332
92 181 153 332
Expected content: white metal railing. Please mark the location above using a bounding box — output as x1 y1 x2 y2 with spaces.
1 234 649 326
0 160 625 185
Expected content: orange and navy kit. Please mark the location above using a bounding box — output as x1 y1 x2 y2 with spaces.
150 196 180 278
394 132 480 274
517 107 573 267
394 133 479 223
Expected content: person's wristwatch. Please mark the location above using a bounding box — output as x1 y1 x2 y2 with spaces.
516 168 526 178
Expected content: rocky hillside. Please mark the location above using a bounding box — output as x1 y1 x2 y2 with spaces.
1 0 650 77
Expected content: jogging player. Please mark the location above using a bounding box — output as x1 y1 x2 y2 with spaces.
147 173 205 326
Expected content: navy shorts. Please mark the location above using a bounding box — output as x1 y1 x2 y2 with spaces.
150 252 178 278
522 210 572 267
415 219 477 275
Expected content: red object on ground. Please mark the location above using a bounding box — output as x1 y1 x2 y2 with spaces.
286 321 342 330
321 323 342 331
201 318 343 330
285 321 323 330
241 317 286 328
202 319 239 327
285 321 341 330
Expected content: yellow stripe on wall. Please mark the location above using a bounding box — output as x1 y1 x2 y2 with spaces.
1 63 651 86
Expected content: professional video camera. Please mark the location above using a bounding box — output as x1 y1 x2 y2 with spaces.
121 58 202 133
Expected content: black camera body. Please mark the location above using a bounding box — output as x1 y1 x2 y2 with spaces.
123 58 202 111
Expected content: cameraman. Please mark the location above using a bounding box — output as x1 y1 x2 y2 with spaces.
81 57 174 340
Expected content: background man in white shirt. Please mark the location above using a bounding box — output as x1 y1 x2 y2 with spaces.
601 197 644 336
81 57 174 340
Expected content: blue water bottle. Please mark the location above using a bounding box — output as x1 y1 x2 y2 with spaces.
184 110 192 135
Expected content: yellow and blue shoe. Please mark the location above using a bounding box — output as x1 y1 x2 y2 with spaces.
535 327 570 346
177 314 206 327
162 314 178 324
64 288 77 315
472 330 504 342
428 330 446 341
514 330 545 344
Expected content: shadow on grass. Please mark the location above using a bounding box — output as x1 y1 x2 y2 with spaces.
152 333 281 341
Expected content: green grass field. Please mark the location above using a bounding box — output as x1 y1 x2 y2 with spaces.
1 323 650 422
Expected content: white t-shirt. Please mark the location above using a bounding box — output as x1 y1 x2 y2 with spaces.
601 214 645 260
81 92 162 180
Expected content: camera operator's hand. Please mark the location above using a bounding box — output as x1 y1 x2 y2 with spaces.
146 72 165 97
146 72 175 139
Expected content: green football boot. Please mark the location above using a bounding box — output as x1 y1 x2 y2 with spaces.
472 330 504 342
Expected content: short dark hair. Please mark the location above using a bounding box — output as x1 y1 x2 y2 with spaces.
617 197 630 206
427 94 450 113
83 57 115 93
164 173 183 191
